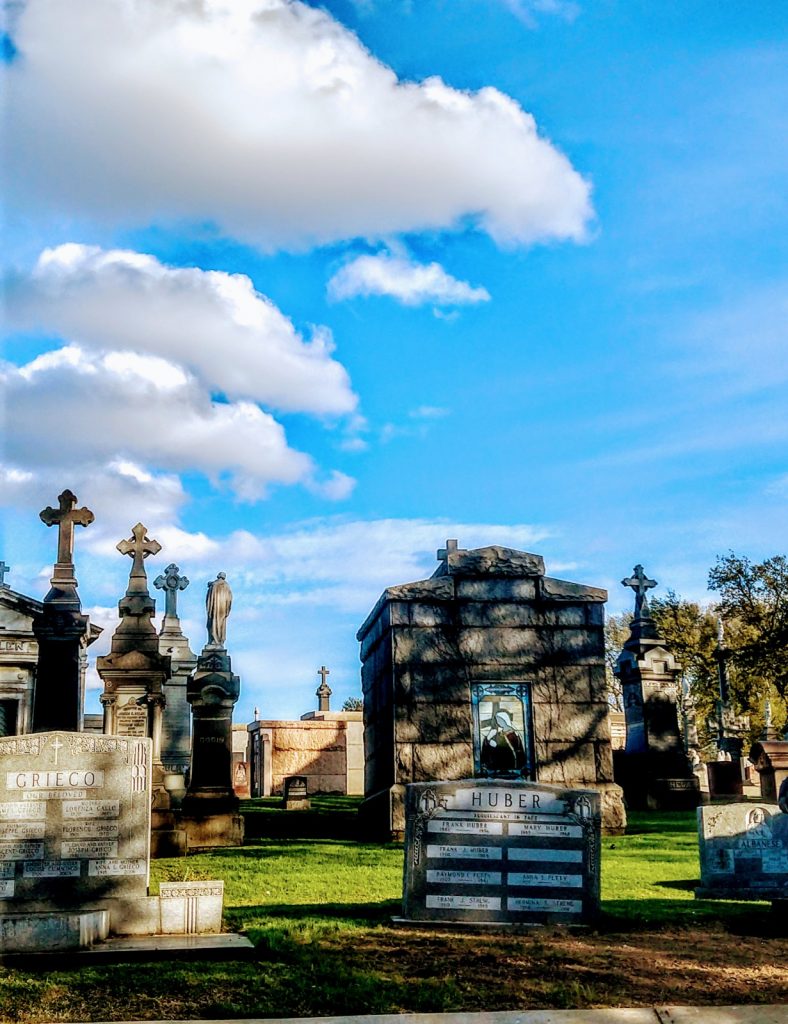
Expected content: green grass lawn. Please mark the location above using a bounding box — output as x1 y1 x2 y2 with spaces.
2 802 786 1022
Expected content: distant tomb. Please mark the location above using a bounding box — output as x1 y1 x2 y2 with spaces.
401 779 600 926
357 542 625 839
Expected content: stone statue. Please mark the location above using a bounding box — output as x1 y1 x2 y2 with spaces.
206 572 232 647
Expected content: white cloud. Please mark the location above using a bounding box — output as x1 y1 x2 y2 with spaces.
409 405 450 420
501 0 580 28
3 0 592 249
7 245 356 416
2 346 315 501
327 252 490 307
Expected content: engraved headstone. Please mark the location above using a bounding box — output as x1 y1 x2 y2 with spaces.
402 779 600 926
282 775 310 811
0 732 150 909
696 802 788 901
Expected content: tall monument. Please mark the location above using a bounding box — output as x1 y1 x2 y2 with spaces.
182 572 243 848
31 489 95 732
154 563 196 776
613 565 700 809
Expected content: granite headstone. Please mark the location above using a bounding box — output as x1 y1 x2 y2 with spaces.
402 778 600 926
696 802 788 901
0 732 150 910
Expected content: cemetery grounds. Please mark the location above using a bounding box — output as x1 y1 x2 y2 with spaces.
1 798 787 1022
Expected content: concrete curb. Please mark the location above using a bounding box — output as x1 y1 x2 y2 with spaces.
97 1005 788 1024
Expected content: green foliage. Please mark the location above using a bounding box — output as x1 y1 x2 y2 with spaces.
342 696 363 711
603 611 629 710
709 553 788 720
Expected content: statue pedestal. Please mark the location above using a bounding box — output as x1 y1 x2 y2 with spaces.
181 645 244 850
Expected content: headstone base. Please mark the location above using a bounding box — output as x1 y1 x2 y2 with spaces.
0 910 109 953
182 813 244 850
614 751 701 811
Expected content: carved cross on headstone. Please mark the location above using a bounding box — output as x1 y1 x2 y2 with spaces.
39 489 94 567
437 539 460 561
117 523 161 582
621 564 657 619
0 560 9 588
154 563 190 618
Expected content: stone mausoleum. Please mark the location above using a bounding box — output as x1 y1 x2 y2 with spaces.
357 541 626 837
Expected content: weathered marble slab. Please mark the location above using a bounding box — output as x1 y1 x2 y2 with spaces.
0 732 151 908
402 779 600 925
696 802 788 900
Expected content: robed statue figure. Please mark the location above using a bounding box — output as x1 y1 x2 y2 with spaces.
206 572 232 647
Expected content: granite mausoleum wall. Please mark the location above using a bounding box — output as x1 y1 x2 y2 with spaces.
357 545 626 837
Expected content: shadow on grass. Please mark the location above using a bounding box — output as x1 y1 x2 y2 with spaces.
601 897 779 935
625 811 698 834
654 878 699 891
227 899 399 930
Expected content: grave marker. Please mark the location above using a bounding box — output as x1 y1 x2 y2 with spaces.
696 802 788 901
401 779 600 926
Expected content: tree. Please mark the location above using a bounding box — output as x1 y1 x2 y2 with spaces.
342 696 363 712
708 552 788 721
603 612 629 710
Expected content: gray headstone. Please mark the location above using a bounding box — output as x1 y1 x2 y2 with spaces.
696 802 788 901
282 775 310 810
0 731 151 909
402 778 601 926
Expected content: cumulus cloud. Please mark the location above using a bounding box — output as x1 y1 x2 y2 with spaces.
3 0 592 249
327 252 490 306
7 245 356 416
2 346 316 501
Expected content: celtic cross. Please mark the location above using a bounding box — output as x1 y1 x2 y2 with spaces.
117 523 161 581
39 489 94 566
154 563 190 618
621 564 657 619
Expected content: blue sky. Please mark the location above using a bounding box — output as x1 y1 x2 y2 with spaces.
1 0 786 719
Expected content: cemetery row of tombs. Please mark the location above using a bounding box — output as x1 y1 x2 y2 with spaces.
0 489 786 951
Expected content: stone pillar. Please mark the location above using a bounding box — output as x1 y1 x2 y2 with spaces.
182 644 244 848
154 564 196 776
31 489 94 732
96 524 182 857
613 565 699 811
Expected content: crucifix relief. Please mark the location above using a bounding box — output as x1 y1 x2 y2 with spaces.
621 564 657 619
117 523 161 588
154 563 190 618
39 489 94 577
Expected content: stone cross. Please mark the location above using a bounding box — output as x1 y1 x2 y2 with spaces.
117 523 161 583
316 666 332 712
154 563 190 618
621 564 657 619
0 560 9 588
437 539 460 561
39 489 94 567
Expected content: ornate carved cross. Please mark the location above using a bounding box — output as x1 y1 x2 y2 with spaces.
117 523 161 579
39 489 94 565
621 564 657 618
154 563 190 617
0 560 9 587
